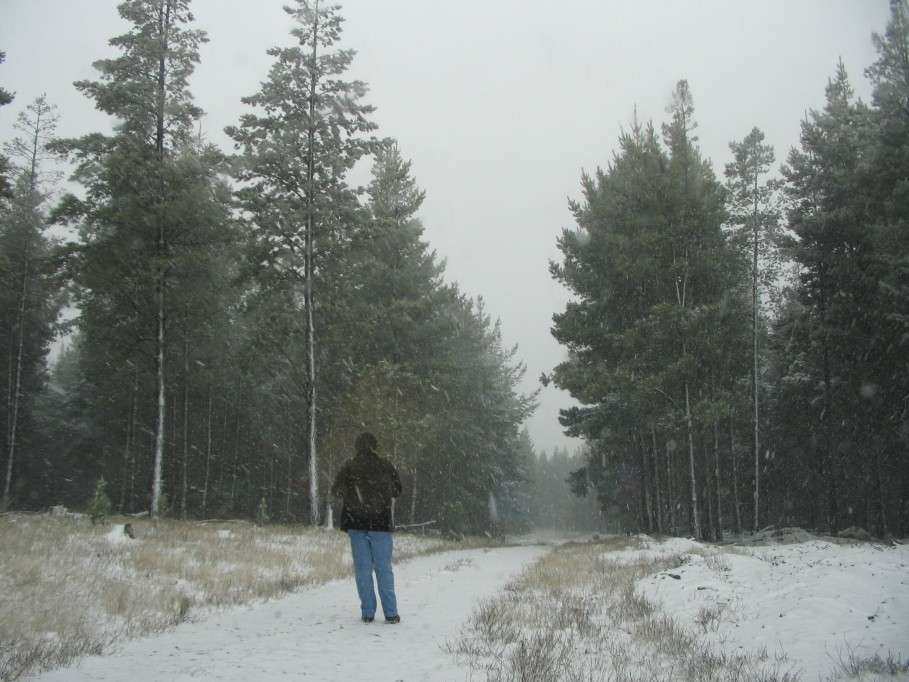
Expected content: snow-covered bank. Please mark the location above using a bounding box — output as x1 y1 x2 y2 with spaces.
634 535 909 680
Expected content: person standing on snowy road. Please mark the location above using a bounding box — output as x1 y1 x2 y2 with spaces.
330 431 403 624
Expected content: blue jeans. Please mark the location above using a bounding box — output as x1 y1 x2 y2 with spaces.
347 530 398 620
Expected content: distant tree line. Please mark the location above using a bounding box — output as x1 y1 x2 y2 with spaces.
526 440 603 534
548 0 909 539
0 0 536 533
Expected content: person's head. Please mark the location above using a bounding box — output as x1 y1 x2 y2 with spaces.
355 431 378 456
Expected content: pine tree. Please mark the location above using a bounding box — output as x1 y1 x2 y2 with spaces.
417 293 536 533
32 338 97 507
779 63 877 532
226 0 377 524
51 0 225 516
0 96 64 508
0 51 14 206
549 119 668 534
724 127 782 531
860 0 909 533
321 142 442 525
660 81 735 538
550 83 739 538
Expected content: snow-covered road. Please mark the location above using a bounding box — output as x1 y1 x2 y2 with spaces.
26 533 909 681
31 544 550 682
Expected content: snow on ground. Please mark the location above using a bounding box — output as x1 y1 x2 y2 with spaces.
634 535 909 680
25 532 909 681
29 544 550 682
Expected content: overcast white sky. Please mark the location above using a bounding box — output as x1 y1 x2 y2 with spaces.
0 0 893 454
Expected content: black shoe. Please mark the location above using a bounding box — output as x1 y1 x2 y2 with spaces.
385 615 400 624
362 616 374 623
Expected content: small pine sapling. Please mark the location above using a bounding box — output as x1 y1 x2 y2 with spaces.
157 493 173 518
87 476 112 524
256 497 270 526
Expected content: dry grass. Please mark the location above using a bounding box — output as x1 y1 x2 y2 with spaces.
836 648 909 677
449 537 802 682
0 512 450 680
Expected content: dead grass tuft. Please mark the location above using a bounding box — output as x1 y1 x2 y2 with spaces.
837 648 909 677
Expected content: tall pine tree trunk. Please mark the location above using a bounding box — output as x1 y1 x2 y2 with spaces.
2 237 29 507
2 109 42 508
151 294 165 516
306 263 318 523
201 385 213 516
305 0 322 526
705 467 716 542
285 406 293 521
640 431 654 532
228 388 241 514
730 421 743 534
651 426 663 534
119 372 137 512
180 341 189 517
821 339 839 533
752 197 761 532
875 449 888 536
150 2 172 517
713 420 723 541
410 468 419 525
666 439 677 536
684 379 700 538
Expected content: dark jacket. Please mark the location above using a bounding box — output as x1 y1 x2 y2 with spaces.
331 446 403 532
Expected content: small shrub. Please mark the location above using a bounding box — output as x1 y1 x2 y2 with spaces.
157 493 173 518
695 602 728 633
86 477 112 525
255 497 270 525
176 595 192 623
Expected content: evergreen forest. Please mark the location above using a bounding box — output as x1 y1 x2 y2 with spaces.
549 2 909 539
1 1 907 540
